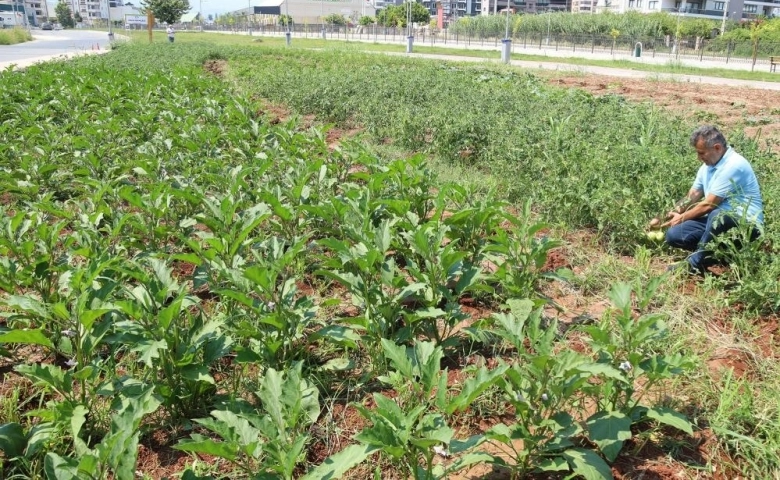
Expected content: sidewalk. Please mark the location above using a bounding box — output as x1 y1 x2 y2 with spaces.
240 29 773 73
245 31 780 91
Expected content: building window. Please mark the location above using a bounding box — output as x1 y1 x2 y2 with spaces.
636 0 642 6
628 0 634 6
744 4 756 12
649 0 657 8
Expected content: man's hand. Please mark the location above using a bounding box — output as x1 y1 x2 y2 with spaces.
661 211 683 228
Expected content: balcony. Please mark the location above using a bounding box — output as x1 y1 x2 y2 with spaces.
661 6 725 17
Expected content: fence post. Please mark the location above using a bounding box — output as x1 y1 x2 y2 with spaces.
539 33 542 49
726 40 731 64
591 34 595 53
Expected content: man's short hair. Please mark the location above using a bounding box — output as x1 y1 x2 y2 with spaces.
690 125 727 149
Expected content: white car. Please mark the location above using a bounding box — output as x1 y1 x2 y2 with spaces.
53 24 63 30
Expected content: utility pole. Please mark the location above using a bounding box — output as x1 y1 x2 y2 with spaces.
147 8 153 42
321 0 325 39
285 0 291 45
107 0 113 40
720 0 729 35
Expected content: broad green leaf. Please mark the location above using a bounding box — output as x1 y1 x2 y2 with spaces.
578 363 629 383
175 436 238 461
380 339 414 379
447 364 509 414
536 456 569 472
319 357 354 371
607 283 632 315
4 295 49 319
645 407 693 434
310 325 360 349
562 448 613 480
586 411 632 462
15 363 72 395
0 422 26 458
0 329 53 348
300 444 378 480
44 452 81 480
181 365 215 384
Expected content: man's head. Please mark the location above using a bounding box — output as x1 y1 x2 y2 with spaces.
690 125 727 167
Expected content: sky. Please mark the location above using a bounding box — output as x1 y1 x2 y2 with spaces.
45 0 278 17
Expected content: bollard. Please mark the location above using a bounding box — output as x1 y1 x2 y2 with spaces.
633 42 642 58
501 38 511 64
406 35 414 53
321 27 326 40
285 31 291 46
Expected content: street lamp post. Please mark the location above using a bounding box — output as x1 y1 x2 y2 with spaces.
107 0 114 41
720 0 729 35
285 0 291 45
248 0 252 35
501 1 511 63
321 0 326 39
545 10 551 45
406 0 413 53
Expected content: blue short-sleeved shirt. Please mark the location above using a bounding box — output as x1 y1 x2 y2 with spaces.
692 147 763 226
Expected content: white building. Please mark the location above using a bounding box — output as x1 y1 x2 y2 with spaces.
244 0 376 25
0 0 48 25
580 0 774 22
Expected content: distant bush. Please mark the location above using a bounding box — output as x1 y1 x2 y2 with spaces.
0 27 32 45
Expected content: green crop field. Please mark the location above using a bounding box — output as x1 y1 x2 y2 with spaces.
0 41 778 479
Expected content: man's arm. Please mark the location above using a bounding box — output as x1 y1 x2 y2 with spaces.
672 189 704 214
662 192 722 228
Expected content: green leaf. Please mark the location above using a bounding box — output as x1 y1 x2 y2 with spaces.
562 448 613 480
0 329 53 348
578 363 628 383
536 456 569 472
0 422 27 458
4 295 50 319
645 407 693 435
300 444 378 480
586 411 632 462
44 452 81 480
175 436 238 461
380 339 414 379
15 363 72 395
181 365 216 384
607 283 632 314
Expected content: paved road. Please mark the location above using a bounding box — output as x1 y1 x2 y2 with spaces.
0 29 112 69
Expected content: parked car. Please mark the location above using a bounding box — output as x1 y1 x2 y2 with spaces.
41 22 53 30
53 24 62 30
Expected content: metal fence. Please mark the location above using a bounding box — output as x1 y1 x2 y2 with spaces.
203 24 780 69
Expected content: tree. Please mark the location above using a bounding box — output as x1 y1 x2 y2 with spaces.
55 2 75 28
278 14 292 26
141 0 190 26
359 15 374 26
679 17 717 51
73 12 82 23
376 3 429 27
324 13 346 25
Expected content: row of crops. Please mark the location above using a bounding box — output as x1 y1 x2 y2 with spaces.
0 42 775 478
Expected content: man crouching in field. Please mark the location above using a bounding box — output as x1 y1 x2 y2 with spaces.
660 125 764 275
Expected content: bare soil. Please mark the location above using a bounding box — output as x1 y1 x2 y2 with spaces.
545 73 780 151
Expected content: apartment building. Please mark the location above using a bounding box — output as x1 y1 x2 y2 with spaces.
0 0 48 25
576 0 778 21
